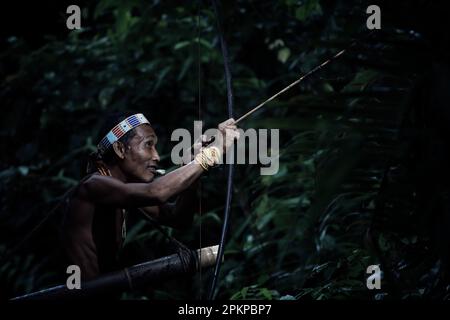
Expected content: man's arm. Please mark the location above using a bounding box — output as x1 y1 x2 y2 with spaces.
78 118 240 209
78 161 204 207
139 180 199 229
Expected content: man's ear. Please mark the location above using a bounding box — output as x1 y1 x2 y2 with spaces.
112 141 126 160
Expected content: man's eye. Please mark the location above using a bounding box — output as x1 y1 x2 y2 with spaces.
146 142 154 147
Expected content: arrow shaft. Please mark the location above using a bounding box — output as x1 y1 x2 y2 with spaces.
234 46 351 124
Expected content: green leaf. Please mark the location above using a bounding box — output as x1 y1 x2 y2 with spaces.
260 288 273 300
295 0 323 22
342 70 379 92
18 166 29 176
278 48 291 63
174 41 191 51
280 294 296 300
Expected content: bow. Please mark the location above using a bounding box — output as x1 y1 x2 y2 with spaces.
206 0 234 300
198 1 374 298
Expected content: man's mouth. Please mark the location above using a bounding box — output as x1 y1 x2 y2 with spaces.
147 165 157 173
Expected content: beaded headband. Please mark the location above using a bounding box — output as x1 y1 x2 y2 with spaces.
97 113 150 155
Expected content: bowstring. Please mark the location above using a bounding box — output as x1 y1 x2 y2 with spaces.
196 0 203 300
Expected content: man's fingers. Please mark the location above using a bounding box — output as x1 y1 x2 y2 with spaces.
221 118 235 125
218 118 236 129
223 129 240 141
204 136 215 146
230 131 240 140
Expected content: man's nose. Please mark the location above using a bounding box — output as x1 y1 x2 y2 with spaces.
152 149 160 162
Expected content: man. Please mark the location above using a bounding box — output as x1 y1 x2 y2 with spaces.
61 112 239 281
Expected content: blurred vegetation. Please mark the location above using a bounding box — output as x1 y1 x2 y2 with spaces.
1 0 450 300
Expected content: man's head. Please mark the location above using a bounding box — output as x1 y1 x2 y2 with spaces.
97 112 160 183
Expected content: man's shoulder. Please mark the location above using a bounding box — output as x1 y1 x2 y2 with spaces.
68 173 113 210
78 172 117 186
73 173 101 199
74 173 123 200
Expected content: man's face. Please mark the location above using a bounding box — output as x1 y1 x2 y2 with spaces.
120 124 160 183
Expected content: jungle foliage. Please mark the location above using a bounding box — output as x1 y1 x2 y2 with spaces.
1 0 450 300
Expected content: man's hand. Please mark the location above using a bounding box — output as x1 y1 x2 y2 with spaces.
212 118 240 154
193 134 212 151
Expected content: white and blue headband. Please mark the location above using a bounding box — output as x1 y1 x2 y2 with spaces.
97 113 150 155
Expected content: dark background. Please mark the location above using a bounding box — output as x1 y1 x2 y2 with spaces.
1 0 450 300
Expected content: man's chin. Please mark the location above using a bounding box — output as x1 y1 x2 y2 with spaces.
131 173 155 183
144 173 156 183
